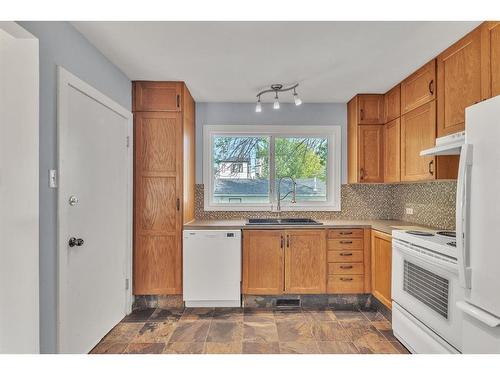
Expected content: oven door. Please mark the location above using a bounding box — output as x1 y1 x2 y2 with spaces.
392 239 463 351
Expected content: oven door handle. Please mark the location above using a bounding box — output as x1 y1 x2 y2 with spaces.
393 240 457 272
457 301 500 328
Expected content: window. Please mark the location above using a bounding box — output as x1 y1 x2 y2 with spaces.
203 125 341 211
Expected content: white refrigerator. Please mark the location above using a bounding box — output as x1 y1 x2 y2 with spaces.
456 95 500 353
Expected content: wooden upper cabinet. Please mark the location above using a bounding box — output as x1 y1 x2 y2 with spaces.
347 98 359 183
358 125 384 183
401 60 436 115
400 101 436 182
358 94 384 124
437 27 483 137
285 230 326 294
481 21 500 98
371 230 392 310
242 230 284 295
384 118 401 183
384 85 401 123
133 82 182 112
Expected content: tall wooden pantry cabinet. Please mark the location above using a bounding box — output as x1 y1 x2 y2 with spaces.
132 81 195 295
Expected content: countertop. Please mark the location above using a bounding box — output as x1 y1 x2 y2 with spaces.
183 219 436 235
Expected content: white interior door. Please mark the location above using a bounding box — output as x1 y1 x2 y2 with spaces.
57 67 132 354
0 22 39 354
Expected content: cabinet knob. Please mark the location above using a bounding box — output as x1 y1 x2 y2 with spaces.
340 265 353 269
428 79 434 95
428 160 434 175
340 277 353 282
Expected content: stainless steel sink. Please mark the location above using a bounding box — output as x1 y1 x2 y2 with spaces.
246 218 322 225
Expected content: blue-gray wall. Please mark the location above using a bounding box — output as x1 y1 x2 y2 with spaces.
196 102 348 184
17 21 131 353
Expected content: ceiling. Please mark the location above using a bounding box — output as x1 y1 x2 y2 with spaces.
72 21 480 103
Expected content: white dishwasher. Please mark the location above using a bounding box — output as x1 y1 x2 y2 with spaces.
183 230 241 307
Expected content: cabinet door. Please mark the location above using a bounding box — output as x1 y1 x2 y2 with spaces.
134 112 182 294
437 27 482 137
347 97 359 183
482 21 500 98
371 231 392 310
133 82 182 112
401 60 436 115
242 230 284 295
358 94 384 124
384 118 400 183
384 85 401 123
401 101 436 182
285 230 326 294
358 125 384 183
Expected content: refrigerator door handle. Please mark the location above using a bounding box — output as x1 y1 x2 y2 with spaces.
456 144 473 289
457 301 500 328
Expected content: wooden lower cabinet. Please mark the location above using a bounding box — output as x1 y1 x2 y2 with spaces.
371 230 392 309
326 228 371 294
285 230 326 294
242 230 284 295
243 229 326 295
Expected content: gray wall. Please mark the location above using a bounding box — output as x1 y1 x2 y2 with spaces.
17 21 131 353
196 102 347 184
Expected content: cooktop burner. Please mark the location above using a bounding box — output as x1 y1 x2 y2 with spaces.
406 230 435 237
447 241 457 247
437 231 456 238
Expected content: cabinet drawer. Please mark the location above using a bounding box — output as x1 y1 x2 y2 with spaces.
328 239 363 250
327 275 364 294
328 263 364 275
328 228 363 239
328 250 364 263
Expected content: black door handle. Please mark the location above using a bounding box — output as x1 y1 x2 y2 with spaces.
69 237 84 247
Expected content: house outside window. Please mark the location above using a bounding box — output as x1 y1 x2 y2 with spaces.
203 125 341 211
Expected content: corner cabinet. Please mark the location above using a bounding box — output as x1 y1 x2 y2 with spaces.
371 230 392 310
242 229 326 295
133 81 195 295
348 95 385 183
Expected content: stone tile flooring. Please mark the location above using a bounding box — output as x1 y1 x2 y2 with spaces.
90 307 410 354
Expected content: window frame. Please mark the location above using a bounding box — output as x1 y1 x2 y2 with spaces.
203 124 341 212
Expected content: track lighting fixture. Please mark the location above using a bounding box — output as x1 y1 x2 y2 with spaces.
255 83 302 112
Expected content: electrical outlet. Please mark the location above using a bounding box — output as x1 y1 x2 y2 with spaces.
405 207 414 215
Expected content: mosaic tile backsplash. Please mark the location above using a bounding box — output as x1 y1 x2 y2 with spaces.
194 181 456 230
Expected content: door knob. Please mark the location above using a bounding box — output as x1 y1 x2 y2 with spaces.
69 237 84 247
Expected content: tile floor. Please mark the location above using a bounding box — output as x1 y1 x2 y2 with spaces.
90 307 410 354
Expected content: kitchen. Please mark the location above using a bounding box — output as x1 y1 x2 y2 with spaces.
1 3 500 370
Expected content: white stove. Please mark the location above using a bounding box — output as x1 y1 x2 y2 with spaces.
391 229 463 353
393 229 457 260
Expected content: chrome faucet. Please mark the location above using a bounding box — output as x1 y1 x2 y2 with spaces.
276 176 297 215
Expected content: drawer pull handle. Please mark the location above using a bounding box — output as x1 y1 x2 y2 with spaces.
339 231 353 235
340 277 353 282
340 252 353 256
340 240 353 244
340 265 353 269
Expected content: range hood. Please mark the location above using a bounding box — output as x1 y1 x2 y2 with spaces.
420 131 465 156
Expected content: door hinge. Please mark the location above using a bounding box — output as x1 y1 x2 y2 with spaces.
126 136 130 148
125 278 130 290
